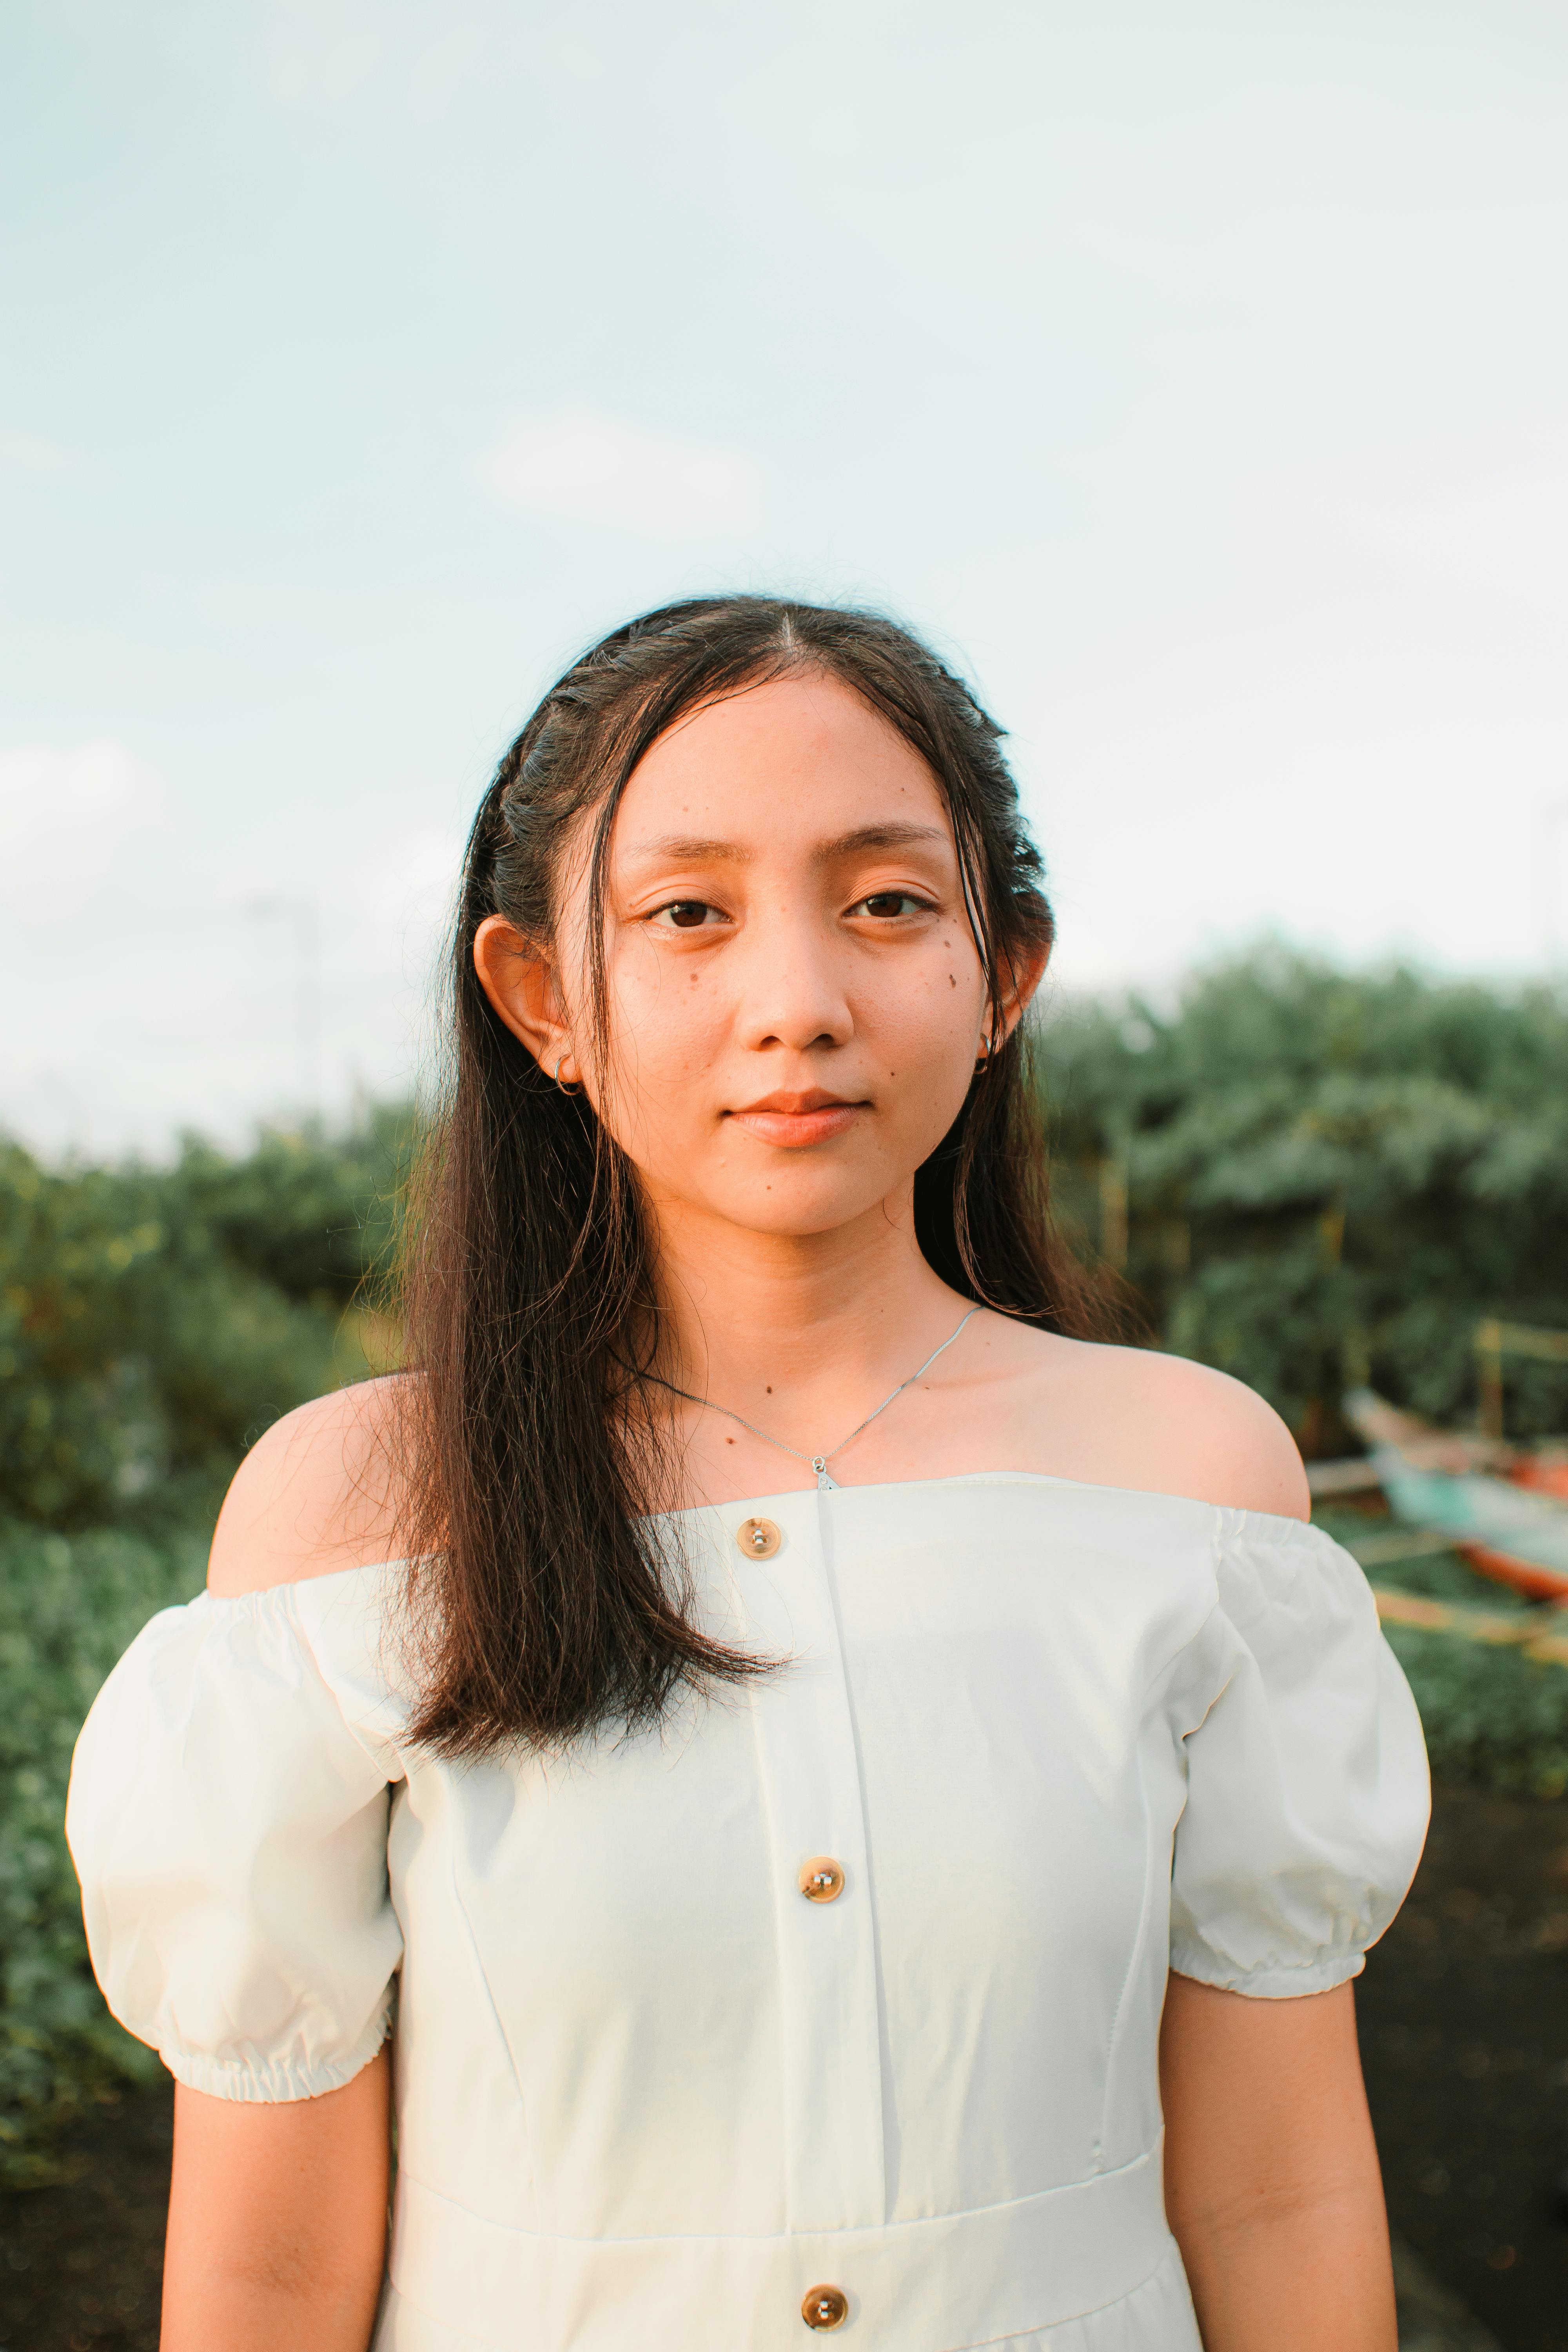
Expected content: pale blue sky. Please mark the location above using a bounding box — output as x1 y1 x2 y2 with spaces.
4 0 1566 1152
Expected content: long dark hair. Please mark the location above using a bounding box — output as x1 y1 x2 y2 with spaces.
396 595 1109 1756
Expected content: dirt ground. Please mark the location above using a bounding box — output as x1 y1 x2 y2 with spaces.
1357 1782 1568 2352
0 2080 169 2351
2 1782 1565 2351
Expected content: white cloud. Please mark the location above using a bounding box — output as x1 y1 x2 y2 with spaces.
0 429 75 475
0 741 164 862
482 412 761 536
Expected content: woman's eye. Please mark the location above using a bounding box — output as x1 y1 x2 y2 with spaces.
853 891 929 920
650 900 723 931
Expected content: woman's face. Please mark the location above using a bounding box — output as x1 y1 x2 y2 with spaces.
479 671 1035 1245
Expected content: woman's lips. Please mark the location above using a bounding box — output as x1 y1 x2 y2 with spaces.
726 1094 865 1148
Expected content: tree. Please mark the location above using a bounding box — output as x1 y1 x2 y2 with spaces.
1041 949 1568 1447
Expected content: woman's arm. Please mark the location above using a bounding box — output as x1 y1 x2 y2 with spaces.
1160 1974 1396 2352
157 1385 405 2348
161 2047 391 2352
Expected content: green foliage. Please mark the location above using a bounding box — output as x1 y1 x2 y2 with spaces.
0 1107 410 1528
0 1520 205 2182
1043 948 1568 1446
0 1108 414 2179
168 1105 408 1307
1382 1625 1568 1800
1308 1508 1568 1795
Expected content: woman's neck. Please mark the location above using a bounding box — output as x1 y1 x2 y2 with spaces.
647 1186 969 1430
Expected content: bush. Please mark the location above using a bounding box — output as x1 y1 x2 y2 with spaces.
1304 1518 1568 1799
0 1111 409 1532
1043 950 1568 1448
0 1519 204 2183
0 1107 413 2179
1383 1624 1568 1801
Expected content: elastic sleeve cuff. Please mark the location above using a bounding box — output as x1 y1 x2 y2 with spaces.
1169 1950 1367 2001
157 1995 393 2104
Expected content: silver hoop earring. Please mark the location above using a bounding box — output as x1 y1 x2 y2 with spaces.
554 1054 580 1095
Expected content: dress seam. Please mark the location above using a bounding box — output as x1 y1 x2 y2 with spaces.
392 2143 1164 2248
946 2230 1178 2348
441 1851 542 2227
1094 1748 1154 2171
284 1581 412 1784
1129 1504 1230 1727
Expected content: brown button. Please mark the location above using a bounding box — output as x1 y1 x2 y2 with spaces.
801 2283 849 2330
736 1516 782 1560
798 1855 845 1903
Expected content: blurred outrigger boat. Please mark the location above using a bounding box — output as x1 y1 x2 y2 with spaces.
1336 1388 1568 1605
1368 1581 1568 1668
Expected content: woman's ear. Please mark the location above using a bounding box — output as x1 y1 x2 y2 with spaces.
990 933 1051 1053
473 916 581 1086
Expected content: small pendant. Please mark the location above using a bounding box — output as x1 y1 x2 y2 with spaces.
812 1457 837 1490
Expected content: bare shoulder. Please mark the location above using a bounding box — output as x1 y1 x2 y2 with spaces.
976 1319 1310 1521
206 1374 414 1597
1084 1344 1311 1520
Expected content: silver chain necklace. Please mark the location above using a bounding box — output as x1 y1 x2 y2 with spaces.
650 1307 980 1490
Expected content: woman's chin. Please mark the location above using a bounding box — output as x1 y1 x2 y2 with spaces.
649 1172 910 1245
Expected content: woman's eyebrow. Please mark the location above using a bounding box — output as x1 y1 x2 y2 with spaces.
815 822 949 860
622 834 754 865
620 820 949 869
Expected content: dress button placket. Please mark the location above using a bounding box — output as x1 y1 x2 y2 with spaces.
734 1492 886 2242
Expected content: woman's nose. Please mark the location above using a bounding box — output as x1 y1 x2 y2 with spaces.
732 905 853 1054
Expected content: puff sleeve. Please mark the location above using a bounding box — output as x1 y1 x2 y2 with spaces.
1168 1515 1429 1998
65 1566 407 2102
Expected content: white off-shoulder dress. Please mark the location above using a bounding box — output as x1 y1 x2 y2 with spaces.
67 1474 1428 2352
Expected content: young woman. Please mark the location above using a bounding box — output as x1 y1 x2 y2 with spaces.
68 597 1428 2352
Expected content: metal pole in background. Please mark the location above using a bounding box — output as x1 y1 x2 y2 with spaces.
1475 1317 1505 1443
1098 1138 1129 1273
